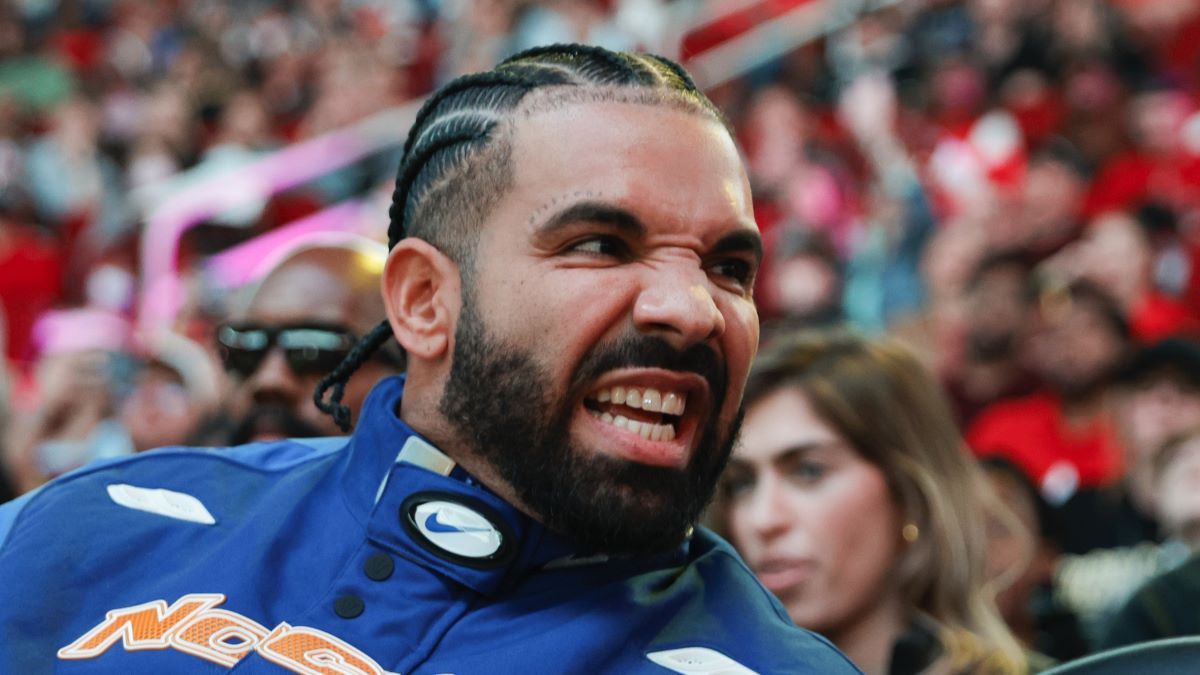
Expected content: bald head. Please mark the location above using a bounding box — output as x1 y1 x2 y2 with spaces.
243 245 386 333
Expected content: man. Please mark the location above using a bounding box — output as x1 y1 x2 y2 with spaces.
214 236 403 444
943 249 1040 427
967 278 1132 521
0 46 856 673
1051 339 1200 644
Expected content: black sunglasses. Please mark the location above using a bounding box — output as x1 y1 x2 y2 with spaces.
217 323 358 378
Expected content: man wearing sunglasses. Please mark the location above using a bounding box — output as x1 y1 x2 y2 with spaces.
0 46 855 674
215 240 404 445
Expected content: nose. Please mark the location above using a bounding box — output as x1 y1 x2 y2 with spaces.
633 265 725 348
745 474 790 541
247 346 302 405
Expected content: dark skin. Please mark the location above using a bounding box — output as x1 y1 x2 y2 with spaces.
226 246 398 441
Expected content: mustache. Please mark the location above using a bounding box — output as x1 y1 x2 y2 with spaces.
229 404 326 445
569 334 726 401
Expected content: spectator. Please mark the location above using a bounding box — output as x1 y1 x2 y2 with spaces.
1108 337 1200 543
0 44 856 674
758 228 845 333
1048 209 1196 343
981 457 1089 663
838 71 937 335
214 236 404 445
1093 422 1200 651
1151 428 1200 551
943 249 1041 427
967 279 1132 521
3 307 136 493
713 330 1031 674
24 96 132 251
117 331 221 453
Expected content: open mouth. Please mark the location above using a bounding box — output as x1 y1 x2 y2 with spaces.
583 385 687 442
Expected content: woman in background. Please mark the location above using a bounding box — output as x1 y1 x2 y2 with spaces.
713 330 1034 674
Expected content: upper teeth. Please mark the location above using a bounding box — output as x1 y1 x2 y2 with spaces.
593 386 686 415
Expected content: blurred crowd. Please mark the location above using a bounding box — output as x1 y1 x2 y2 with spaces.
4 0 1200 671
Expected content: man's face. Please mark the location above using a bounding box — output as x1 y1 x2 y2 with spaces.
965 265 1029 361
439 101 761 553
225 261 390 443
1157 437 1200 545
1028 299 1124 400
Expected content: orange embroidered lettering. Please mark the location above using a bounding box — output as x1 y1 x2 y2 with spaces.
60 595 394 674
171 608 269 667
259 623 387 675
58 593 225 659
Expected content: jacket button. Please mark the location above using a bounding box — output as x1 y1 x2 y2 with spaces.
334 594 365 619
364 552 395 581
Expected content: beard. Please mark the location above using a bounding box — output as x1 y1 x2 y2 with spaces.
229 403 327 445
966 329 1017 362
439 297 741 555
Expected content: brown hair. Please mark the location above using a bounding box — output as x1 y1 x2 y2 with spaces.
714 329 1026 672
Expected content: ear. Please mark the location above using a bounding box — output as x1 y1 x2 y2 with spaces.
382 239 460 362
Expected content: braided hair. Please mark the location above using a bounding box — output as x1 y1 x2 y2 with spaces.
314 43 725 430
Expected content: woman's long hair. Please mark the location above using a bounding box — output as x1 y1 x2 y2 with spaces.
713 329 1026 673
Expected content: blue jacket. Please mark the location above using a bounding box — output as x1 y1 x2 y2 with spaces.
0 376 858 674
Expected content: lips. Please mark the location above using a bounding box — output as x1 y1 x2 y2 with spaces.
754 559 815 594
585 384 687 441
577 369 709 467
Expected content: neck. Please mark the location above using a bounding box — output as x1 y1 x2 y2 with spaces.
825 594 907 675
397 378 543 525
1059 389 1105 427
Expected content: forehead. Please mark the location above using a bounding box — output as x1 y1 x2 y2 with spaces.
243 262 357 326
497 100 755 240
737 387 842 461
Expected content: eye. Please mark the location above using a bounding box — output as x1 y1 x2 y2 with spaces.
566 234 630 259
788 461 826 484
708 257 756 289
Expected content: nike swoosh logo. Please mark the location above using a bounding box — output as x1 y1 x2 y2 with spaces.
424 512 492 534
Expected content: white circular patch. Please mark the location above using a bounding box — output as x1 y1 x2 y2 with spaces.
412 500 504 559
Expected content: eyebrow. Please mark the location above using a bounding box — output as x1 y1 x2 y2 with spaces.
536 201 646 238
535 200 762 263
733 440 841 466
711 229 763 265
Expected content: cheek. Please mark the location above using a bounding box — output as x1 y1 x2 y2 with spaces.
725 503 762 555
721 298 760 386
792 471 902 628
820 480 900 571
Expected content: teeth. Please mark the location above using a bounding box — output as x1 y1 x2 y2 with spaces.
643 389 661 411
588 386 687 415
588 408 678 442
625 388 642 409
662 392 683 416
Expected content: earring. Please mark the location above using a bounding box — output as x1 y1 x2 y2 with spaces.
901 523 920 543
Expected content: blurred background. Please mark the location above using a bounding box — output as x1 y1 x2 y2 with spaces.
3 0 1200 662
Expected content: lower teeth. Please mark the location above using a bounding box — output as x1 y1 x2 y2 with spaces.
591 409 675 441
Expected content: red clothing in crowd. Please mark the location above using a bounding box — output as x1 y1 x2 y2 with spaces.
0 226 63 363
966 391 1125 496
1130 291 1199 343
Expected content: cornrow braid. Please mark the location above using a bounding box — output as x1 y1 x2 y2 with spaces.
316 43 724 430
314 320 395 431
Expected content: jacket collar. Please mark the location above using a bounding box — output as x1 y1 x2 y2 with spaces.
338 375 688 596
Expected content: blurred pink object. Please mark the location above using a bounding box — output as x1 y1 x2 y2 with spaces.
30 307 131 357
